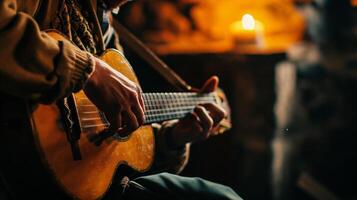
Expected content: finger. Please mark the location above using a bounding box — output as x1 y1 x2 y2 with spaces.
187 113 204 133
189 87 200 92
200 103 226 127
137 87 145 112
188 112 205 133
106 110 122 130
132 104 145 126
122 111 139 134
194 106 214 138
179 112 203 132
200 76 219 93
185 112 199 122
179 112 196 124
131 87 145 125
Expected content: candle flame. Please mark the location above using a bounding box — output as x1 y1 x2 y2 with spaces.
242 14 256 30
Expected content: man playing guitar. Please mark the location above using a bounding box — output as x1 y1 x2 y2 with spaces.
0 0 241 199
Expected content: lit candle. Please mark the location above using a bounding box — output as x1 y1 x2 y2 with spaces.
230 14 264 46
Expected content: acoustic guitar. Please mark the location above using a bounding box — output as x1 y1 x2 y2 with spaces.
0 31 230 199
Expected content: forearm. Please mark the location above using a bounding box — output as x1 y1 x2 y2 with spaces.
0 0 93 103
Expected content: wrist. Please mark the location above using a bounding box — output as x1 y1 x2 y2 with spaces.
87 54 96 79
86 55 102 89
66 45 96 92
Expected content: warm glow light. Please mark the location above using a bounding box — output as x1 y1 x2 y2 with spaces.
242 14 256 30
352 0 357 7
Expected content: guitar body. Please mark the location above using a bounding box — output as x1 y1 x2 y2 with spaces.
0 31 230 200
0 32 154 200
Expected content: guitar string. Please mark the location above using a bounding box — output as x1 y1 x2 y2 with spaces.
81 110 193 129
77 92 216 100
77 93 216 101
77 98 216 110
78 98 215 112
78 102 207 111
77 93 218 129
80 108 197 129
76 92 214 99
81 109 197 126
80 108 194 122
77 92 214 99
77 96 216 104
80 108 195 123
78 99 215 122
77 102 212 114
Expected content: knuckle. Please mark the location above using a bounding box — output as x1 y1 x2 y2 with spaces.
219 107 226 116
220 111 227 120
131 89 139 98
136 86 142 93
216 111 225 121
195 106 205 113
208 118 214 127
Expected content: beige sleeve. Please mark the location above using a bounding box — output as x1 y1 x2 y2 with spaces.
149 120 190 174
0 0 93 103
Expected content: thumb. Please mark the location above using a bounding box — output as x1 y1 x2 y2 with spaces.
200 76 219 93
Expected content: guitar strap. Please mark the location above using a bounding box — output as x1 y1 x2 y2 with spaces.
111 19 192 92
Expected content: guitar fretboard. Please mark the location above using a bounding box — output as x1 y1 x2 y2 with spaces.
75 92 218 131
143 92 217 124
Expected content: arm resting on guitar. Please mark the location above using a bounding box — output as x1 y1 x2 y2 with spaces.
0 0 93 103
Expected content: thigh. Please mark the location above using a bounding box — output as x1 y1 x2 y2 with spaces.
125 173 242 200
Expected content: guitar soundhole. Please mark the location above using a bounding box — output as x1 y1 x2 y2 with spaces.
87 129 130 146
112 132 130 141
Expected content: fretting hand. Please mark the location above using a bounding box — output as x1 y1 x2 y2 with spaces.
168 76 226 149
84 55 145 135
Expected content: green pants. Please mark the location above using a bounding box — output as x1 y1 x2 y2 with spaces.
0 173 241 199
106 172 242 200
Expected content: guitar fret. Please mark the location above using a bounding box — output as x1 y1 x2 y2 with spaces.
145 107 194 114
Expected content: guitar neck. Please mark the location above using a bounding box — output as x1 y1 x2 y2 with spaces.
75 92 219 131
143 92 218 124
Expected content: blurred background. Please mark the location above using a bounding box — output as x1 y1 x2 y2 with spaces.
115 0 357 199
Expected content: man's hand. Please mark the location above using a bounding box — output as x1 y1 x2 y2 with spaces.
168 76 226 149
84 56 145 135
